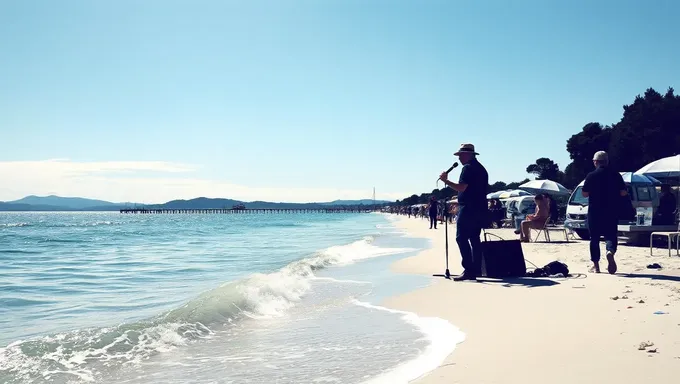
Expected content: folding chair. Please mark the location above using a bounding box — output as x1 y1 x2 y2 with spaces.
530 218 550 242
544 219 571 242
531 216 571 242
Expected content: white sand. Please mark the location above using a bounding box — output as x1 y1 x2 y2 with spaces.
384 215 680 384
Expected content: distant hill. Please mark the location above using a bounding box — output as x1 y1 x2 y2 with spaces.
148 197 242 210
0 195 389 211
7 195 119 210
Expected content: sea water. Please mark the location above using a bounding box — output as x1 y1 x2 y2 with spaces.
0 212 464 383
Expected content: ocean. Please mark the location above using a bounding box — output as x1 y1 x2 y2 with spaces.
0 212 464 384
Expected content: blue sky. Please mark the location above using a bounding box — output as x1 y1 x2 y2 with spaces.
1 0 678 203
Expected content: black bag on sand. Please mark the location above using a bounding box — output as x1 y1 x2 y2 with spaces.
526 261 570 277
479 232 527 278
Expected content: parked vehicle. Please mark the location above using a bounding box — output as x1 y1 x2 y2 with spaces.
564 172 659 240
501 195 537 229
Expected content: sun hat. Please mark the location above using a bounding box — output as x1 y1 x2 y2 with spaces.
454 143 479 156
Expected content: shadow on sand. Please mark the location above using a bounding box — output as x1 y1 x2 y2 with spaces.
476 277 560 287
619 272 680 283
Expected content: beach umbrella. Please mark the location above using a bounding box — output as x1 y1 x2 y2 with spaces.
519 180 571 196
619 172 661 185
498 189 532 199
486 190 509 199
635 156 680 222
635 155 680 179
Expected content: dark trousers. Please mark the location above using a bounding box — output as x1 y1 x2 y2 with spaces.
456 206 483 275
588 216 618 262
429 214 437 229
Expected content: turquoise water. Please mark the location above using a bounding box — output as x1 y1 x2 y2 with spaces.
0 212 463 383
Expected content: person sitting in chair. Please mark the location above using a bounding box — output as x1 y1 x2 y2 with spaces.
544 194 559 224
519 194 549 242
654 184 677 225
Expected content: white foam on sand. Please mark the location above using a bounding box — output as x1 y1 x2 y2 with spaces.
352 300 465 384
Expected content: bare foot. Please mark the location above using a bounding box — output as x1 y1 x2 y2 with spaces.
590 262 601 273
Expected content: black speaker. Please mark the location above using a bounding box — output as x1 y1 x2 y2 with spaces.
480 232 527 278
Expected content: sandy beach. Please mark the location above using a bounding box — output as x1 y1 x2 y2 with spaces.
385 215 680 384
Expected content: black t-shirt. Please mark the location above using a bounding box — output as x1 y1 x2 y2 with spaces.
659 192 677 215
457 158 488 210
582 166 626 219
429 201 438 215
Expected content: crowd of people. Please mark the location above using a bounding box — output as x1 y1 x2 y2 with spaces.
387 198 457 229
389 192 559 243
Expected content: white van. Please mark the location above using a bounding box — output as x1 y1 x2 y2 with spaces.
503 195 536 220
564 172 659 239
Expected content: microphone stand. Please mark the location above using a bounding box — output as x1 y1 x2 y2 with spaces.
432 163 457 280
433 196 452 279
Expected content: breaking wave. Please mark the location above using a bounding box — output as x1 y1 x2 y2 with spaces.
0 236 414 383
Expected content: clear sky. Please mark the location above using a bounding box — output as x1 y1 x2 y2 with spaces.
1 0 678 203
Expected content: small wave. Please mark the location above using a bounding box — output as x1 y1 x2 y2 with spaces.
39 238 84 244
0 298 56 307
0 249 41 255
0 236 413 382
312 277 373 285
265 222 306 228
85 221 117 227
0 322 210 383
354 300 465 384
52 221 119 227
0 221 120 230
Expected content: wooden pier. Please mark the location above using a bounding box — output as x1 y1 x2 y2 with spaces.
119 208 375 214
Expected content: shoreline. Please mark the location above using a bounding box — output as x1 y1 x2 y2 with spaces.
382 214 680 384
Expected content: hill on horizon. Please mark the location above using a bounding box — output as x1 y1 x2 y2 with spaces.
0 195 391 211
7 195 121 210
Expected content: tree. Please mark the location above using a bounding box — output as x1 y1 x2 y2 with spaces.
563 122 612 188
506 178 530 190
439 187 457 200
563 87 680 189
607 87 680 171
401 194 419 206
488 181 508 193
526 157 564 182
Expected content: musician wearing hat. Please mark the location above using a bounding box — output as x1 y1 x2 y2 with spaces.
439 143 489 281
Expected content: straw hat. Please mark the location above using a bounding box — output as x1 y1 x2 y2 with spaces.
454 143 479 156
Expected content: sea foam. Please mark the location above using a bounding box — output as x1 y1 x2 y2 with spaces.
354 300 465 384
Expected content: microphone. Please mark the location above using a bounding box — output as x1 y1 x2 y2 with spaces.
444 162 459 175
437 162 459 184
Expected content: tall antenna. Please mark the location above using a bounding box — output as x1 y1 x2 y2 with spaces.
373 187 376 211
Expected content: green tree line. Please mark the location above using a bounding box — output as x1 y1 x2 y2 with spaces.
396 87 680 206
